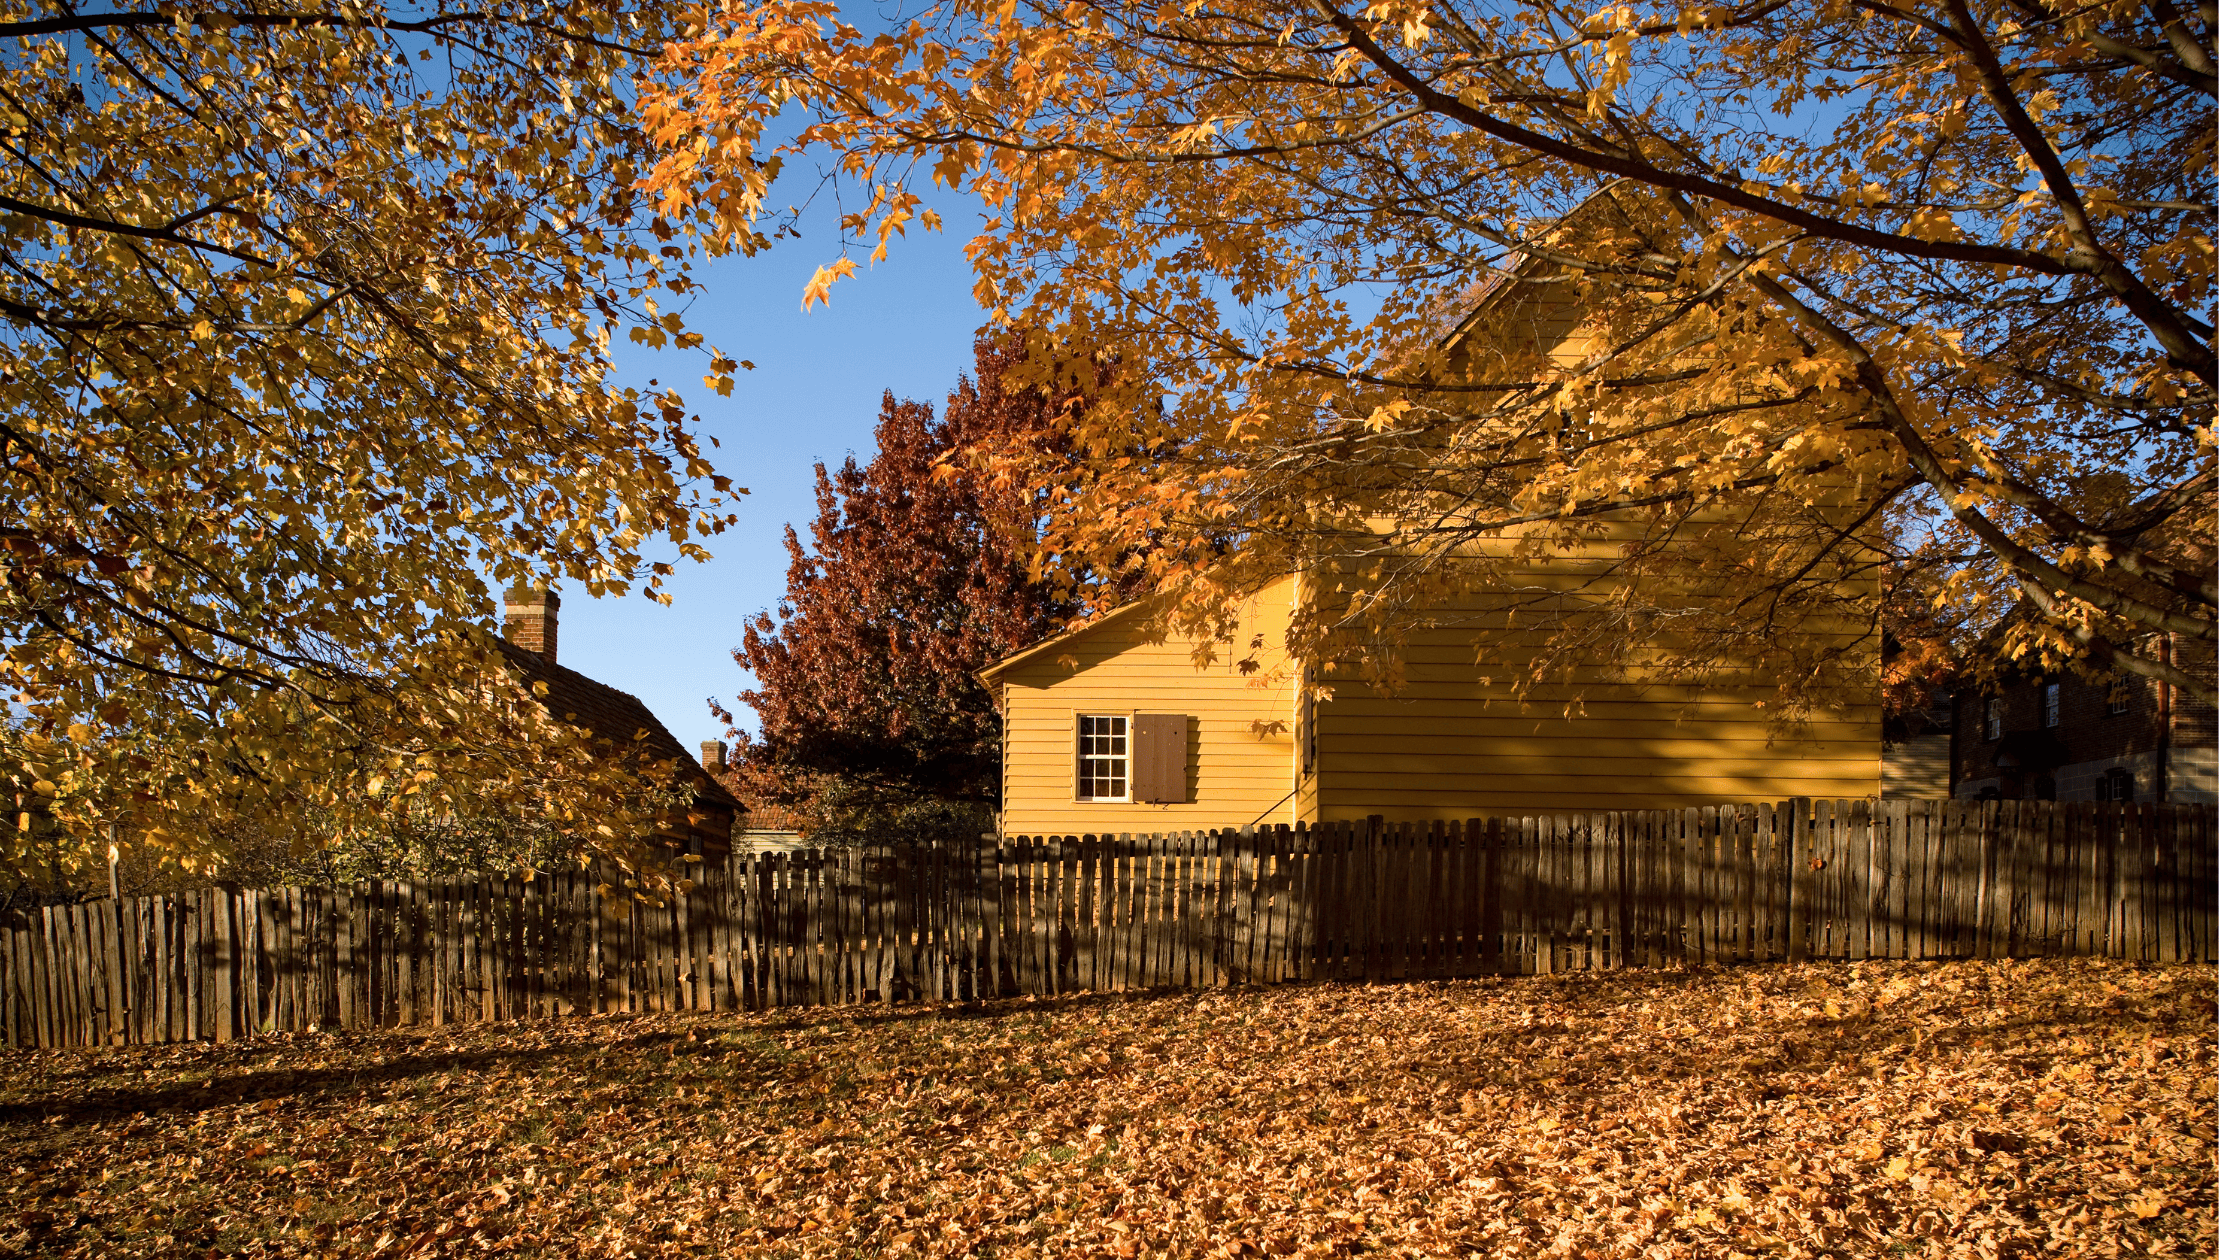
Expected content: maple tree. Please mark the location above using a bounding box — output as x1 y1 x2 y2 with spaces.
646 0 2215 712
720 332 1082 814
1 1 746 879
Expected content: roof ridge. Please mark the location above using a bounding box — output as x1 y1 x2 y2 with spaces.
491 635 741 810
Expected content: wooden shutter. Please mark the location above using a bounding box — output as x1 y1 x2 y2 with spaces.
1130 714 1189 803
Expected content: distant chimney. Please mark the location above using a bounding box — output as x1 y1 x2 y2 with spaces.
700 740 727 772
502 585 560 664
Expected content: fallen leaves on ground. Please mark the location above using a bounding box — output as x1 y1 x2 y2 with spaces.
0 958 2213 1258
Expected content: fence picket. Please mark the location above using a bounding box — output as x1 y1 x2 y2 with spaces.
1876 804 1899 961
55 905 79 1048
1901 801 1922 960
1902 804 1925 959
69 904 89 1047
1268 831 1290 982
728 858 750 1009
2047 805 2072 959
1102 838 1123 990
57 905 80 1048
1748 805 1775 963
2190 805 2212 962
1919 800 1941 960
1920 803 1945 959
1158 840 1178 989
1988 803 2018 958
2028 803 2053 958
1137 836 1155 990
1168 838 1189 989
1277 827 1301 982
1283 827 1306 981
1191 833 1211 987
0 801 2216 1046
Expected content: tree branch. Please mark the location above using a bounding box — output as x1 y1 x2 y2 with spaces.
1937 0 2214 375
1313 0 2217 384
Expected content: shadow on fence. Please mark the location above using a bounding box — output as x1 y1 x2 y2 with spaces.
0 798 2213 1048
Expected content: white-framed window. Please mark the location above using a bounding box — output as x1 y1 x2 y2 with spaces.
2041 682 2061 728
1983 694 2004 741
1076 714 1129 801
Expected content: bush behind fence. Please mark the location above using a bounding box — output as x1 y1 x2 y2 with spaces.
1 798 2214 1048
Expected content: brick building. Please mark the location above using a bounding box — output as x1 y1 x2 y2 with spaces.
499 587 742 855
1951 635 2216 803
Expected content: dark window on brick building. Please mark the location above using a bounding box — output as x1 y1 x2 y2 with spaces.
2041 682 2060 728
2095 768 2135 802
2106 676 2131 715
1983 695 2003 740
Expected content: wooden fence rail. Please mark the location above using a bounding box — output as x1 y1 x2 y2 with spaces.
0 798 2213 1048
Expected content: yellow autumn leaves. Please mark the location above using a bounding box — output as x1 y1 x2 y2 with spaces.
646 0 2213 711
7 0 2213 878
1 3 740 877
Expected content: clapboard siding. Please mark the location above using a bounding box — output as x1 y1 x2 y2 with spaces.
1313 768 1880 796
1303 575 1878 816
995 581 1302 835
1883 735 1953 800
1312 719 1878 816
1330 665 1839 689
1319 739 1878 765
988 573 1879 828
1310 786 1884 817
1319 715 1865 738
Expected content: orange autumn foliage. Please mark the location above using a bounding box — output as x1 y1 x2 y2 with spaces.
643 0 2215 716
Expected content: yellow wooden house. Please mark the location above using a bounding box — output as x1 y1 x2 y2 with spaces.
975 216 1883 837
975 574 1881 836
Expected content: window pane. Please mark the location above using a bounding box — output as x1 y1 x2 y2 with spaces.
1076 714 1127 800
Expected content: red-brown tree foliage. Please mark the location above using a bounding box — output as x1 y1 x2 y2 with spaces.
719 335 1083 810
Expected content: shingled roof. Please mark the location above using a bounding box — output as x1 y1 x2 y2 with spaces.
492 637 742 812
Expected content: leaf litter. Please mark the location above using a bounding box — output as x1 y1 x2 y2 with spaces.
0 957 2212 1258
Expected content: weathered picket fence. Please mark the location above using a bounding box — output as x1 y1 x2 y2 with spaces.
0 798 2214 1047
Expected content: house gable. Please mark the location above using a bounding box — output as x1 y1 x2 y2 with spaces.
985 582 1303 836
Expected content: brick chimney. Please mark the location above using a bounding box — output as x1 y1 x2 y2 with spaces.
700 740 727 772
502 585 560 664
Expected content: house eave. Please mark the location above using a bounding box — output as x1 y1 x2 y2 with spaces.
974 596 1156 693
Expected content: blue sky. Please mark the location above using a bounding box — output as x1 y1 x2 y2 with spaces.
561 187 990 753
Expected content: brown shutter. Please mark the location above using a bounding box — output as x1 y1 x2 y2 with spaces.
1130 714 1189 803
